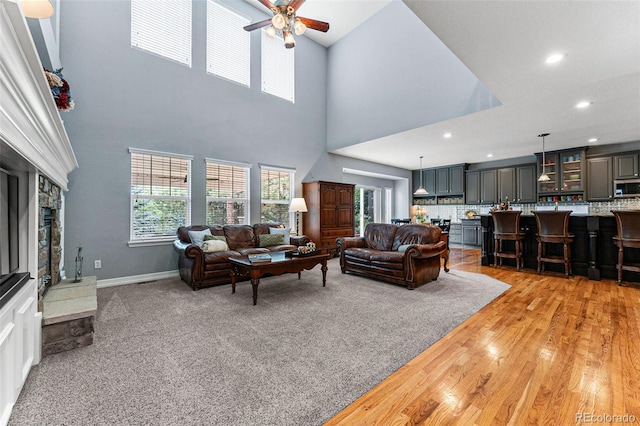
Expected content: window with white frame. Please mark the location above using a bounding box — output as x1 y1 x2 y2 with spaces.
205 159 250 225
206 1 250 86
260 166 294 227
130 149 192 244
131 0 192 67
355 186 381 236
261 30 295 102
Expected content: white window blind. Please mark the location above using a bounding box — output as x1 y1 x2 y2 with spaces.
261 30 295 102
207 1 250 86
260 166 294 226
131 0 192 67
205 159 250 225
130 149 192 242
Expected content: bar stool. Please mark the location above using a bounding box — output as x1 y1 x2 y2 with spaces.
533 210 574 278
491 210 525 270
611 210 640 286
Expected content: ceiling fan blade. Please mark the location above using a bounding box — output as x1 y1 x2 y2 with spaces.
297 17 329 33
244 19 272 32
257 0 278 12
287 0 306 12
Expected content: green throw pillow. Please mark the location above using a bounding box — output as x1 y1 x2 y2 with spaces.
259 233 285 247
204 235 226 242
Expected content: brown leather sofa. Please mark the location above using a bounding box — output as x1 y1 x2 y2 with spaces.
173 223 309 290
336 223 447 289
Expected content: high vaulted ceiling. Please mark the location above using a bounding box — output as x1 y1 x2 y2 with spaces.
246 0 640 170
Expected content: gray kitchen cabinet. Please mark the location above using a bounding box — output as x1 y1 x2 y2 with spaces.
614 153 639 179
587 156 614 201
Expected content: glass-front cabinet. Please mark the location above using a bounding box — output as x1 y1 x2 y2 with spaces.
537 148 586 202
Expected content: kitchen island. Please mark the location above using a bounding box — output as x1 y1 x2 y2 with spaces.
480 213 639 283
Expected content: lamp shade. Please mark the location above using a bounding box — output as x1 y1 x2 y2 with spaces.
271 13 286 30
413 155 429 196
289 198 308 213
19 0 54 18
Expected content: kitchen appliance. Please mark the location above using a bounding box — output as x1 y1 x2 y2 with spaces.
614 179 640 198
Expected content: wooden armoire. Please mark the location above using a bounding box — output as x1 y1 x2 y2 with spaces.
302 181 355 254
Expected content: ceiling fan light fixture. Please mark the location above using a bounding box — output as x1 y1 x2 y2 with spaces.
294 18 306 35
284 30 295 48
265 25 276 39
272 13 286 30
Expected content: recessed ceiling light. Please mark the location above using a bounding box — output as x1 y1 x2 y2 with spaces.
443 132 452 138
487 153 494 158
546 53 566 64
588 138 599 143
576 101 592 109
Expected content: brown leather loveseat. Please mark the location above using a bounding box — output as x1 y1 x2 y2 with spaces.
173 223 308 290
336 223 446 289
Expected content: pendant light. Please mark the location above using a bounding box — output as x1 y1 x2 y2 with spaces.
19 0 54 19
414 156 429 195
538 133 551 182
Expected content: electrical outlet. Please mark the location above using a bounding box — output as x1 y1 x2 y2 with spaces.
94 260 102 269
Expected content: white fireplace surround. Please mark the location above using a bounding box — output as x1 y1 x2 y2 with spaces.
0 0 77 188
0 1 77 424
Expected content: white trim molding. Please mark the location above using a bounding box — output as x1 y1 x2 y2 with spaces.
0 0 78 190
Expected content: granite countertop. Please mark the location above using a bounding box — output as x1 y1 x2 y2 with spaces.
481 212 616 217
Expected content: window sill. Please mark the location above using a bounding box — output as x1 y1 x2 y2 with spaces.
128 238 175 248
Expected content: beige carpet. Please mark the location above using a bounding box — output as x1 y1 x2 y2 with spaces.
9 258 510 426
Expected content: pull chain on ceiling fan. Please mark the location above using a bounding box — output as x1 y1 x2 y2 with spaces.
244 0 329 49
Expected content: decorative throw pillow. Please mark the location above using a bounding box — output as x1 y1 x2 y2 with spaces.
203 235 227 242
269 227 291 244
259 233 285 247
188 229 212 246
201 239 229 253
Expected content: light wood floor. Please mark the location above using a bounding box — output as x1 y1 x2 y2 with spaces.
325 248 640 425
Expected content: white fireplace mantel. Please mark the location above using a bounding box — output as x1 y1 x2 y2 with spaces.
0 0 77 190
0 2 77 424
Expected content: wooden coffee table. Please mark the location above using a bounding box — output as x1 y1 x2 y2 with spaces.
229 251 330 305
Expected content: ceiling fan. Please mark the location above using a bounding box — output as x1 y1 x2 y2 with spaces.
244 0 330 49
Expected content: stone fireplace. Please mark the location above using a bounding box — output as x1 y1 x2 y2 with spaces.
38 175 62 311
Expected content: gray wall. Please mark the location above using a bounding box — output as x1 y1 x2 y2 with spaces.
57 0 411 280
326 1 501 151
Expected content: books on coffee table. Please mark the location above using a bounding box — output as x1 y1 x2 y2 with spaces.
248 253 272 263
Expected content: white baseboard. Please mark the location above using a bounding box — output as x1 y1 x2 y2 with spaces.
97 270 180 288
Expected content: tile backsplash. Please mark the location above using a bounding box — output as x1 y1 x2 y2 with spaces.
410 197 640 223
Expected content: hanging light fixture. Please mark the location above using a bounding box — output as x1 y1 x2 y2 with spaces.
283 30 295 49
271 13 286 29
538 133 551 182
294 18 307 35
243 1 329 50
265 25 276 39
19 0 54 19
414 156 429 196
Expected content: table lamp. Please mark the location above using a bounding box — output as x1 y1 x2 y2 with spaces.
289 198 308 236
